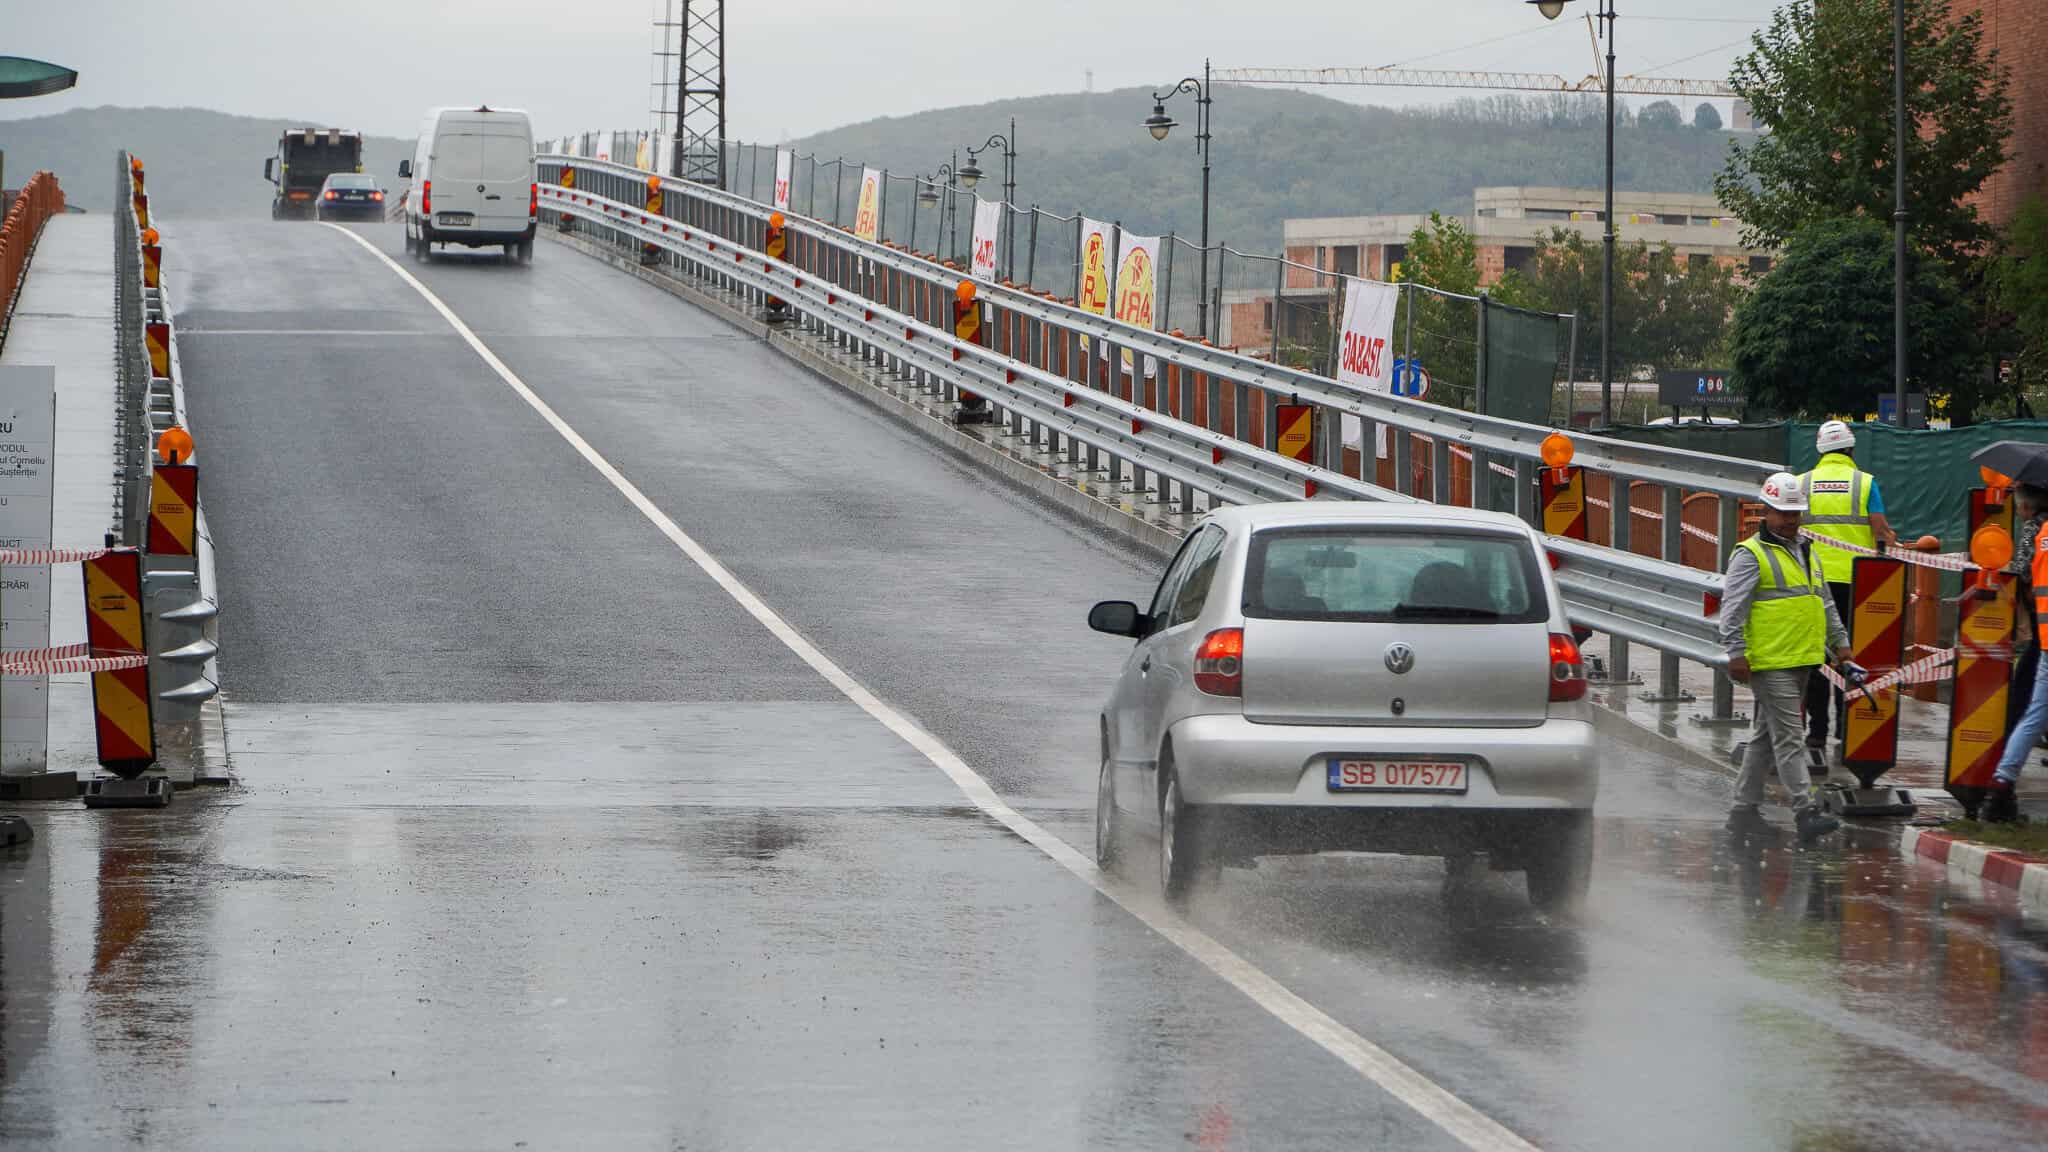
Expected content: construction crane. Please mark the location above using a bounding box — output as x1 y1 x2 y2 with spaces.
1211 65 1733 99
1217 12 1737 99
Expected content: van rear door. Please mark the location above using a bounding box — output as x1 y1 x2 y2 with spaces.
475 125 534 232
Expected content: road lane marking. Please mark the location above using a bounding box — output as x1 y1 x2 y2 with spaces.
179 328 444 337
326 222 1543 1152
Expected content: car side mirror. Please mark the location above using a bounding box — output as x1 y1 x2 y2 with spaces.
1088 600 1146 638
398 160 412 179
263 157 275 183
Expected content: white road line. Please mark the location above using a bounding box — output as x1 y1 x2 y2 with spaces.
179 329 443 337
326 222 1543 1152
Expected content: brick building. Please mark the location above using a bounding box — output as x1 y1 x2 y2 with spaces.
1953 0 2046 229
1224 187 1773 352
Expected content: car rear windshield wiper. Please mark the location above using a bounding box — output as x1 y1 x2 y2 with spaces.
1392 604 1502 620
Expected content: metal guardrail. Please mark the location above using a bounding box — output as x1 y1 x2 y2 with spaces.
536 166 1734 681
115 151 219 724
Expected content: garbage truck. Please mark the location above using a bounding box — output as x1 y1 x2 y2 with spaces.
265 128 365 220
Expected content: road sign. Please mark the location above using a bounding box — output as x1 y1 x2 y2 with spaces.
83 549 155 778
0 366 55 776
1876 392 1928 429
1390 357 1430 399
1540 466 1587 539
147 464 197 557
1275 404 1314 463
1842 555 1905 782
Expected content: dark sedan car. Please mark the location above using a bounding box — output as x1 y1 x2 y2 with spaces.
316 173 388 222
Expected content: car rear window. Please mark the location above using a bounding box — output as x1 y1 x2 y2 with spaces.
327 175 376 189
1243 527 1546 624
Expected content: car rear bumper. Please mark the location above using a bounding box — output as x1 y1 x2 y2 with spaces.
1166 711 1597 810
419 220 536 246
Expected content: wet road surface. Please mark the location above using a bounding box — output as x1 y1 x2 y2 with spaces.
3 221 2045 1150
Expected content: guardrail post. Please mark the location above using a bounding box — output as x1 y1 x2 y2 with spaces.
1515 458 1538 529
1394 430 1414 498
1432 438 1453 505
1658 485 1685 702
1609 474 1632 686
1711 494 1741 721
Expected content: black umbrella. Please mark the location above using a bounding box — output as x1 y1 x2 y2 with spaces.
1972 440 2048 489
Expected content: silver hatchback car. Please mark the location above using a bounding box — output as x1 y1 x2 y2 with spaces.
1088 502 1599 909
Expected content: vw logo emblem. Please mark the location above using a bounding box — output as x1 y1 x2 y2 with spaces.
1384 643 1415 675
477 183 487 193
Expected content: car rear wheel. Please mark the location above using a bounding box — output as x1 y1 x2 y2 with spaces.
1095 752 1121 871
414 229 432 264
1159 762 1210 904
1525 816 1593 913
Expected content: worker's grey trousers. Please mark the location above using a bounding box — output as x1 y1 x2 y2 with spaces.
1734 667 1817 810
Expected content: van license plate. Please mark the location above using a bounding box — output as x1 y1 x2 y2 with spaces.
1327 759 1467 793
437 212 474 226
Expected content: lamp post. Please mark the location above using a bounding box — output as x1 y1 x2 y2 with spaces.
962 118 1018 280
921 157 960 262
1890 0 1909 425
1530 0 1615 429
1143 59 1214 341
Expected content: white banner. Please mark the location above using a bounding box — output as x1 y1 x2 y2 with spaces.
970 199 1004 282
1114 231 1161 377
0 366 55 774
1077 217 1113 318
1336 277 1401 456
853 167 882 241
773 149 793 211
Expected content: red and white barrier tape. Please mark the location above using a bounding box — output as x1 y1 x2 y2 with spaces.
0 645 148 675
0 547 113 565
1797 529 1975 573
1818 646 1955 701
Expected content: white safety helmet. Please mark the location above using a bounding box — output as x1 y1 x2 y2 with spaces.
1815 420 1856 454
1760 471 1808 512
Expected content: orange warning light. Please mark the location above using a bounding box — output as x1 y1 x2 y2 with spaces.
129 156 143 172
156 425 194 465
647 175 662 191
1981 465 2013 490
956 280 977 303
769 211 785 229
1970 523 2014 572
1540 431 1575 470
141 227 160 246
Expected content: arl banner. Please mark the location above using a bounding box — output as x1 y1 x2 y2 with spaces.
970 198 1004 282
1077 218 1113 318
1336 276 1400 457
852 167 882 242
773 149 793 211
1113 231 1160 376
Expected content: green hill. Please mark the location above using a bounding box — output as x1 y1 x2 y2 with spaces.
774 87 1746 252
0 106 412 220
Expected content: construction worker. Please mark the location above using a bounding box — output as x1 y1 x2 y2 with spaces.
1797 421 1898 765
1722 471 1854 841
1985 484 2048 823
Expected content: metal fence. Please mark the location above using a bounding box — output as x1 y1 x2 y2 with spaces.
538 153 1791 716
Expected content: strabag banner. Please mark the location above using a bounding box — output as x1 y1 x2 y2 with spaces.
1336 276 1401 457
852 167 882 241
1077 217 1113 318
773 149 792 211
1114 231 1160 377
971 198 1004 282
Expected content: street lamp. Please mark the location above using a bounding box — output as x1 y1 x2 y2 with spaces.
923 156 960 262
965 119 1018 279
1144 60 1214 340
1530 0 1616 429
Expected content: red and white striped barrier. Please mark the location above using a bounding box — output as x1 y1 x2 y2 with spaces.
1798 529 1975 573
1818 646 1955 701
0 547 113 565
0 643 148 675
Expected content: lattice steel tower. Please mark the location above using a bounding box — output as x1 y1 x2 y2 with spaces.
651 0 726 187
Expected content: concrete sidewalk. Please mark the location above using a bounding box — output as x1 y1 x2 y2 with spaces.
0 213 119 793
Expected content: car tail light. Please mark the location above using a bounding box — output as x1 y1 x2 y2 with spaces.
422 180 431 215
323 190 338 201
1549 633 1587 702
371 190 385 202
1194 628 1244 697
530 182 539 218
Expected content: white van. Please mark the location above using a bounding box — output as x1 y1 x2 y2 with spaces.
400 107 536 264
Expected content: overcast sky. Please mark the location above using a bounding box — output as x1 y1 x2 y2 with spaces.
6 1 1775 141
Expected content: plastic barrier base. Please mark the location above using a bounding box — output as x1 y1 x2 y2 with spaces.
1821 784 1917 819
81 775 173 809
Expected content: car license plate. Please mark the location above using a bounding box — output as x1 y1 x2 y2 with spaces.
437 212 474 226
1327 759 1467 793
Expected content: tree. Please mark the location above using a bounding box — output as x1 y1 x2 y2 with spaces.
1730 217 1972 417
1693 103 1722 132
1716 0 2012 274
1393 213 1483 409
1639 100 1683 132
1990 195 2048 409
1492 227 1741 380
